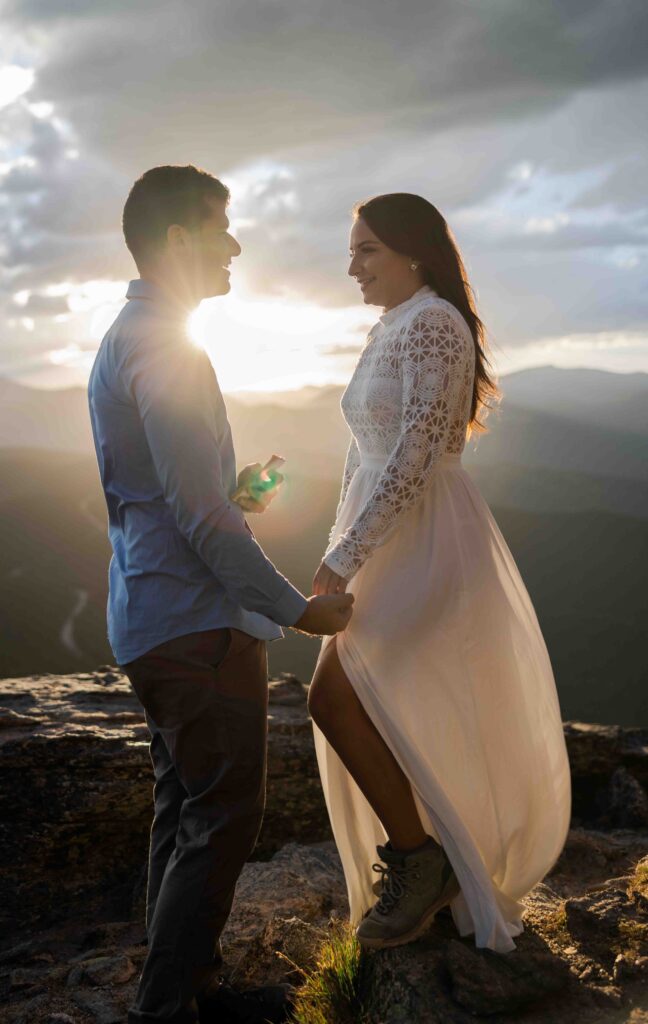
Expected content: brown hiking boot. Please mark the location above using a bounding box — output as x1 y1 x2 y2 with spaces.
357 837 460 949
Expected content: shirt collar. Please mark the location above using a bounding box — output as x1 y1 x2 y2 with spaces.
125 279 192 319
378 285 437 328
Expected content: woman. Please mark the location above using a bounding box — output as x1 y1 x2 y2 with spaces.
308 193 571 955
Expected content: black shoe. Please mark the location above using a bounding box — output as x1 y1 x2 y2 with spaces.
197 977 295 1024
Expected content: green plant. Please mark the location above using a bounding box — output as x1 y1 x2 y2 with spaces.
627 859 648 896
285 919 370 1024
534 903 572 951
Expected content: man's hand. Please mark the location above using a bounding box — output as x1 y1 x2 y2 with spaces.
231 462 284 514
293 594 355 636
313 560 347 595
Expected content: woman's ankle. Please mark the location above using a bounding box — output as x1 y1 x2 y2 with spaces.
389 833 438 855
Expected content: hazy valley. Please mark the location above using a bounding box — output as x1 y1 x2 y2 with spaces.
1 366 646 726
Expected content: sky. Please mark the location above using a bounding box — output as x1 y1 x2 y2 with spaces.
1 0 647 394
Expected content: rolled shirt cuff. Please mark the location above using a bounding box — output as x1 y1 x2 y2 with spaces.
271 580 309 626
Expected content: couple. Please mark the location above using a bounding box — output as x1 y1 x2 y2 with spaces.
88 165 571 1024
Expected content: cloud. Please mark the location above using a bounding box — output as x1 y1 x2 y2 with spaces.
11 291 69 316
0 0 647 383
0 101 131 293
573 157 648 213
322 343 364 356
0 64 34 109
5 0 648 170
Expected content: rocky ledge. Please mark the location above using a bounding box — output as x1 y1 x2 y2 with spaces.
0 669 325 935
1 669 648 1023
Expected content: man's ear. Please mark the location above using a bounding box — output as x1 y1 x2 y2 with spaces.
166 223 189 251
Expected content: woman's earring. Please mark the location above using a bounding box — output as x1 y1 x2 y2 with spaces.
410 262 419 271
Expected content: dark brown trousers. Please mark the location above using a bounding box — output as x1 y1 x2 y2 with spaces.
121 627 268 1024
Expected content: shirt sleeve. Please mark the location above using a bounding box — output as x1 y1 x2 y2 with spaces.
327 435 361 546
122 327 308 625
323 305 471 580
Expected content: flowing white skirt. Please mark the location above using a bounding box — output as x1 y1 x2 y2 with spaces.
312 452 572 954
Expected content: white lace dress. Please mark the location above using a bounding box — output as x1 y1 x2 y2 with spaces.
313 285 571 954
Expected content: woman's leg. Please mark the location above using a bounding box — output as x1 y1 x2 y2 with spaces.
308 637 429 852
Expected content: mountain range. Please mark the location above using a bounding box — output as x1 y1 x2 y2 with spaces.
1 365 646 726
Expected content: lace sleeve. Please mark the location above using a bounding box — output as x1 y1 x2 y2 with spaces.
327 435 361 545
324 306 470 580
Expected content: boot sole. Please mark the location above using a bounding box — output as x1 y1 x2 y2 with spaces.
356 873 461 950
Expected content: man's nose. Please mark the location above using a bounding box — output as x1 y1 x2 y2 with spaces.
229 234 242 258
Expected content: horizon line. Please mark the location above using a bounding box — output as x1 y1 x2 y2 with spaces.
1 362 647 395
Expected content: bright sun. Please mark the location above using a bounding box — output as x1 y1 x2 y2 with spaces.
188 286 367 393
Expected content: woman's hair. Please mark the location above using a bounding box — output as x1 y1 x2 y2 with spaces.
353 192 501 436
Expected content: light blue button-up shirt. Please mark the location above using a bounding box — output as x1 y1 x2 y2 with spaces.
87 279 308 665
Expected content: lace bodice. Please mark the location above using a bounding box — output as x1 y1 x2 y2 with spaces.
324 286 476 580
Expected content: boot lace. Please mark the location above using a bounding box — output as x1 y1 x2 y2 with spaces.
371 859 418 915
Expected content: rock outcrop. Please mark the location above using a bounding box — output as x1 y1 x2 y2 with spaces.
0 669 327 935
360 849 648 1023
2 839 647 1023
1 668 648 1023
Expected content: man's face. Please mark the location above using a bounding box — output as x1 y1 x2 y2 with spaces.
190 196 241 299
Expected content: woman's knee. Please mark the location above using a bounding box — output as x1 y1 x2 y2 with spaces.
308 669 353 731
307 675 327 724
308 640 355 727
307 671 340 727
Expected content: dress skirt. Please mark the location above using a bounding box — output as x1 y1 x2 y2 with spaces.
312 452 572 954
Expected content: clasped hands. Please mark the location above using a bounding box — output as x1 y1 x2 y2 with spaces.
312 560 347 596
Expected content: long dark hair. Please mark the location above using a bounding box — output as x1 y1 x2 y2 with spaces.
353 193 501 437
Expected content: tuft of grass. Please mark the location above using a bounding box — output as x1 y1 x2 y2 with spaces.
627 859 648 896
610 919 648 960
285 919 370 1024
608 859 648 959
534 903 572 952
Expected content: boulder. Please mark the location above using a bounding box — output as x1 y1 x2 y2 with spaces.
0 841 347 1024
564 722 648 825
66 953 136 987
0 669 330 935
2 668 648 1023
2 840 648 1024
596 766 648 828
361 928 572 1022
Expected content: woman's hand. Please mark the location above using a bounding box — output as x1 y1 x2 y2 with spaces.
313 560 348 595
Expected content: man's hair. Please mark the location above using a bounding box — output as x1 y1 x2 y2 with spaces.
122 165 230 268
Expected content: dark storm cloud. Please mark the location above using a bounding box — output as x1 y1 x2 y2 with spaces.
0 103 131 290
5 232 127 290
4 0 648 171
0 0 647 363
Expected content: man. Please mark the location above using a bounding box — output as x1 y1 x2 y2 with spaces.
87 164 354 1024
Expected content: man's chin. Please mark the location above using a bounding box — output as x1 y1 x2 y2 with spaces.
204 280 230 299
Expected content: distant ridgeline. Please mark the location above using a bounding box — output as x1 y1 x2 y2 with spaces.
0 367 646 726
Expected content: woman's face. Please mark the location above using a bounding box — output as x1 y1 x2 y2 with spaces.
348 216 423 311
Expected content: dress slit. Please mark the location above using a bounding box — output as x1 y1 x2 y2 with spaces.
312 289 571 956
